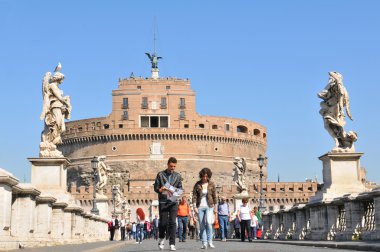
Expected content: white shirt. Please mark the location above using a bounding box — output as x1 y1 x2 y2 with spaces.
238 204 251 220
120 219 125 227
199 183 208 208
250 215 258 227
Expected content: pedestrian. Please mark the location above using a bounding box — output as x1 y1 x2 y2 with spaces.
217 196 230 241
132 222 137 240
250 207 259 240
120 217 126 240
154 157 183 251
136 208 145 244
152 215 159 240
114 215 120 241
107 219 113 241
233 215 241 239
237 198 252 242
192 167 217 249
110 215 119 241
177 195 191 242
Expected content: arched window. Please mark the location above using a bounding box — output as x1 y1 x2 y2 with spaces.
253 129 260 136
237 125 248 133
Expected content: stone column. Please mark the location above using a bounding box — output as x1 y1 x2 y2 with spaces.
51 202 68 244
11 184 41 240
35 194 56 240
292 204 307 240
0 169 19 238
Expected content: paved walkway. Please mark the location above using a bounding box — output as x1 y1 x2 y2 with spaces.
17 238 379 252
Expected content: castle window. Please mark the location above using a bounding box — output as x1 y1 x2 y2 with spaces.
237 125 248 133
263 133 267 138
103 124 109 129
137 85 141 89
199 124 205 128
122 111 128 120
212 125 218 130
140 115 169 128
166 86 171 90
160 97 167 109
254 129 260 136
225 124 230 131
184 124 189 128
141 97 148 109
118 124 123 128
122 98 129 109
179 98 186 109
179 110 185 120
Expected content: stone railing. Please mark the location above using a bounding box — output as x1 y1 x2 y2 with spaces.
262 188 380 241
0 168 110 250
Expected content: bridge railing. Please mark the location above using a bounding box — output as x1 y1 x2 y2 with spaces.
262 188 380 241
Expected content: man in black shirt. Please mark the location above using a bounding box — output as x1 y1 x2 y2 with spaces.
154 157 183 251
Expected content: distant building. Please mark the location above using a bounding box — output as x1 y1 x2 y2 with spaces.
60 57 317 220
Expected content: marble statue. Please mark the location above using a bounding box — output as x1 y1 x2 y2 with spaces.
145 52 162 69
318 72 357 152
233 157 248 195
96 156 112 195
39 63 72 157
113 184 124 207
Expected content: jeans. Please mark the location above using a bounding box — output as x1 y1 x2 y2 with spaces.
250 226 257 239
136 224 144 243
218 215 229 240
177 216 188 241
240 220 251 242
159 202 178 245
198 207 213 243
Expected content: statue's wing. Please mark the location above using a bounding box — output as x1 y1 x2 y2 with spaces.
54 62 62 73
343 87 353 120
145 53 152 60
157 56 163 60
242 158 246 173
40 72 52 120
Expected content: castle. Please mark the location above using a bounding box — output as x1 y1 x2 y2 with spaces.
59 57 317 220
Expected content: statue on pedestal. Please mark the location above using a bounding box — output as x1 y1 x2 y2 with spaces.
318 72 357 152
145 52 162 69
233 157 248 196
39 63 71 157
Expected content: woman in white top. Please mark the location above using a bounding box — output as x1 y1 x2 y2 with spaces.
236 198 252 242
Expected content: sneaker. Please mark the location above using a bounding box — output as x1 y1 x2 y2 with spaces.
158 238 164 250
201 243 207 249
135 241 139 244
222 238 227 242
170 245 176 251
208 242 215 249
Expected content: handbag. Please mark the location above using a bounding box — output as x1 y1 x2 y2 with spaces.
213 217 220 229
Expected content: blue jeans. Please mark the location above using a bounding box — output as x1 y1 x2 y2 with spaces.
251 226 257 239
198 207 213 243
177 216 188 241
218 215 229 240
136 224 144 242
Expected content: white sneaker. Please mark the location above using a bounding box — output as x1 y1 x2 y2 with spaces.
208 242 215 249
170 245 176 251
158 238 164 250
201 243 207 249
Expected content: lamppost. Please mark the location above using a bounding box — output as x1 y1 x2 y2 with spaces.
90 156 99 215
216 185 222 201
257 154 267 213
112 185 118 215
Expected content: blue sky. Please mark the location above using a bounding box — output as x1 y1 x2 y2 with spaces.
0 1 379 184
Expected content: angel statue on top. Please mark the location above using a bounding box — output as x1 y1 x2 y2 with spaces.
39 63 72 157
233 157 248 196
318 71 357 152
145 52 162 69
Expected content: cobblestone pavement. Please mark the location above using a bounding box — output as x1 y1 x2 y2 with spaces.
17 238 380 252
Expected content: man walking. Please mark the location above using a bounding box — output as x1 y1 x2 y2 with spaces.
177 195 191 242
154 157 183 251
153 215 159 240
217 196 230 241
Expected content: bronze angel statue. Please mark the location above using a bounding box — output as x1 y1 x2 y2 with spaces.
39 63 71 157
145 52 162 69
318 72 357 152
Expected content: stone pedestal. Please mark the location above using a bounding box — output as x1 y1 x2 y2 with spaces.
232 193 250 212
309 152 365 204
96 196 110 218
28 157 72 202
151 68 159 79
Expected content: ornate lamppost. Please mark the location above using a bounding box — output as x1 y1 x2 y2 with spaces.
90 156 99 215
112 185 118 215
257 154 267 213
216 185 222 201
122 201 126 219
